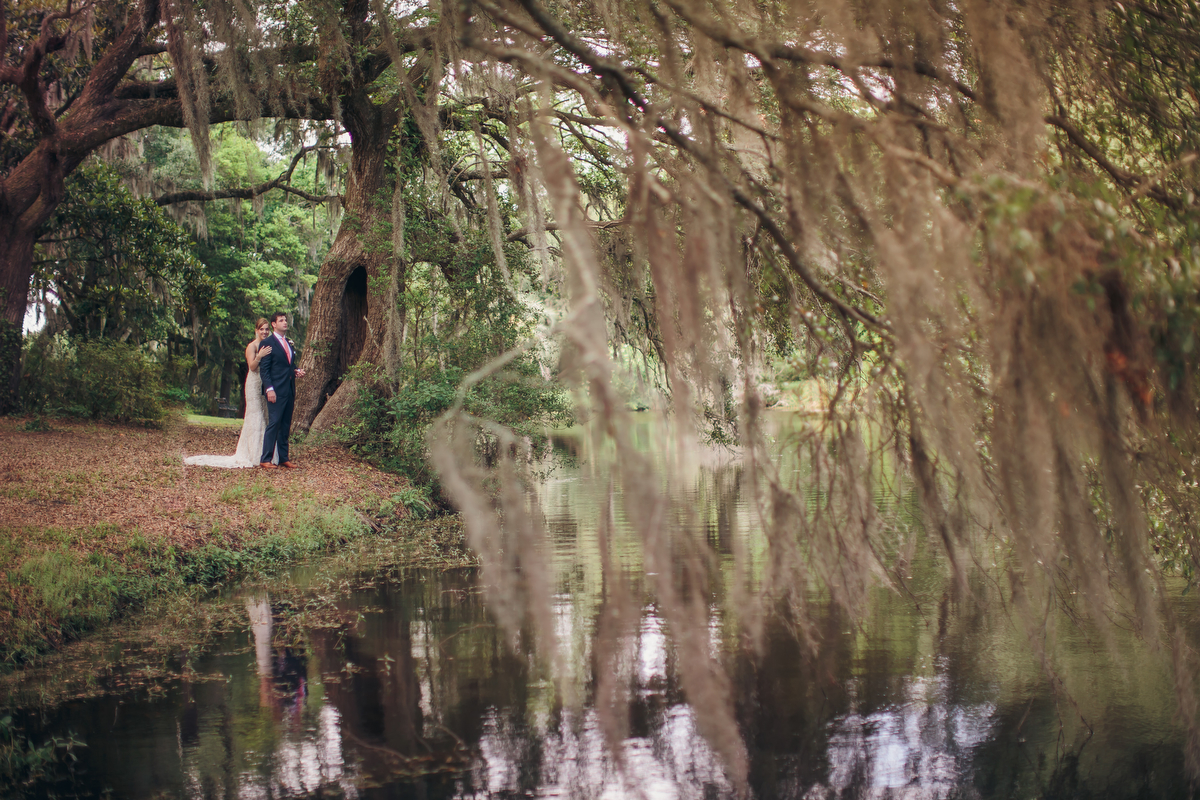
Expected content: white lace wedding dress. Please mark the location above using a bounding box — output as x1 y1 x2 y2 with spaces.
184 368 278 468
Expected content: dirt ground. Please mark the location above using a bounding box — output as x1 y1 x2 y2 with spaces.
0 414 409 559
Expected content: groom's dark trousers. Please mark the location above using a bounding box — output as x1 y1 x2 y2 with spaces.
258 335 299 464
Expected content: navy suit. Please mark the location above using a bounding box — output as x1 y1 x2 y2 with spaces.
259 333 300 464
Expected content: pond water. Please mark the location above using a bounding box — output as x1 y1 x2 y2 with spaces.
2 415 1195 798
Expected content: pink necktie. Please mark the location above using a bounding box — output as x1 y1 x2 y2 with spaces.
279 335 291 363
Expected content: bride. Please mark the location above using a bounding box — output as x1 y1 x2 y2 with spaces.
184 319 279 468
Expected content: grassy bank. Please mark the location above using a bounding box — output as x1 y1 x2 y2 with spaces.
1 504 365 666
0 515 476 710
0 415 442 670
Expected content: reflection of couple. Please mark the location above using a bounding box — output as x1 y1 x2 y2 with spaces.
246 595 307 720
184 312 307 469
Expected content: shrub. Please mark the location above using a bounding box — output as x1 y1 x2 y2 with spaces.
0 714 83 796
337 329 573 501
19 334 169 425
161 386 191 406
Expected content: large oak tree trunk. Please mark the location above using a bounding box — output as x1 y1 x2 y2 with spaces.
0 142 78 410
293 96 400 433
0 228 38 409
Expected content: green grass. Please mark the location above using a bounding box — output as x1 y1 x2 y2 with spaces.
185 413 243 428
0 503 367 670
217 480 278 505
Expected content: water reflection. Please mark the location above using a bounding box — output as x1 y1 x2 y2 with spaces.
4 416 1192 798
820 675 996 797
6 568 1190 799
172 595 352 799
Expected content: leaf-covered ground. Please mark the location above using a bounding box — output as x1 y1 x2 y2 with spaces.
0 415 410 554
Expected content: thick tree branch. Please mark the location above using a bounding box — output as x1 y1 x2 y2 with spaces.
0 3 95 135
0 97 17 133
506 219 621 243
452 168 511 183
155 182 341 206
74 0 158 111
154 145 339 206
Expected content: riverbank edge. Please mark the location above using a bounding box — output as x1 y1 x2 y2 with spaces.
0 513 478 794
0 414 470 672
2 502 356 670
1 509 480 672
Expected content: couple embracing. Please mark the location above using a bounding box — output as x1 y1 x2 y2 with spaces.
184 312 307 470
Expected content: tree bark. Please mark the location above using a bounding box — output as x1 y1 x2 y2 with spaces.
0 135 87 407
293 91 400 433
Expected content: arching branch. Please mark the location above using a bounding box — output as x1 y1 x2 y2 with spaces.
154 145 340 206
506 219 622 244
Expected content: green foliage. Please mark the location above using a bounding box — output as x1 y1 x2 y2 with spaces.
390 487 436 519
337 234 573 496
21 415 51 432
12 551 126 642
340 334 571 495
0 314 21 414
161 386 191 406
34 163 216 344
0 715 84 798
140 126 332 404
19 334 167 425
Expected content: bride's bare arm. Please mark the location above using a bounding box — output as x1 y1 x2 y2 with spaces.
246 340 273 372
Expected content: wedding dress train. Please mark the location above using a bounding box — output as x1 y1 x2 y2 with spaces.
184 369 278 468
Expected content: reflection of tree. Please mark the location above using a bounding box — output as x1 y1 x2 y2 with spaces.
308 580 455 784
332 570 549 792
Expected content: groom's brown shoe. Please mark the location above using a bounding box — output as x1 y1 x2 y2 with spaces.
259 462 277 469
281 461 298 469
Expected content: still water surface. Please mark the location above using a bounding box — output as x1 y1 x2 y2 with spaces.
3 417 1194 798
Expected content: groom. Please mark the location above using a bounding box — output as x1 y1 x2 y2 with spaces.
259 312 306 469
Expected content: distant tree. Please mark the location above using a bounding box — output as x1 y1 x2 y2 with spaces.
33 162 214 345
